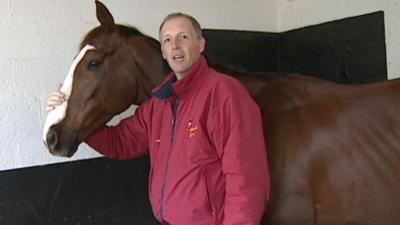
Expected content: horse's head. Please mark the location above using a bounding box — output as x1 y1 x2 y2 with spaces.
43 1 166 157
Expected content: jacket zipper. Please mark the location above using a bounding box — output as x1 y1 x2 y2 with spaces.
160 95 180 223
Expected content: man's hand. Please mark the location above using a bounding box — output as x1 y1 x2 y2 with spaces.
46 84 65 111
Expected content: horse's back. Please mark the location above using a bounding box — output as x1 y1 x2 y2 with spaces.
236 73 400 225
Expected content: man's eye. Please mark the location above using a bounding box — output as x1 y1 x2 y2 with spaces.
88 59 102 70
163 38 170 44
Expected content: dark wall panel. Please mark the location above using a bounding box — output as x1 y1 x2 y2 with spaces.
0 157 159 225
279 11 386 83
203 30 279 73
204 11 387 83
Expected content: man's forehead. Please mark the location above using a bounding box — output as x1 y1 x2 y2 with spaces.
160 17 194 35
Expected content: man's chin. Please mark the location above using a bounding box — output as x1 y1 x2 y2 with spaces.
171 67 190 78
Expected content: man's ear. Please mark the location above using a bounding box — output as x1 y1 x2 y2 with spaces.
199 36 206 53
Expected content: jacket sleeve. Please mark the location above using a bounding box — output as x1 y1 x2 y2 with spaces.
85 104 149 159
210 87 270 225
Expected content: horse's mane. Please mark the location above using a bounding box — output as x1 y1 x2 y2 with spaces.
210 61 295 82
79 24 161 50
79 24 170 74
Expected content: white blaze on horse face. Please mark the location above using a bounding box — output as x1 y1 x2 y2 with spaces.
42 44 96 147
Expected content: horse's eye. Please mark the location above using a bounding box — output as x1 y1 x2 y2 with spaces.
88 59 102 70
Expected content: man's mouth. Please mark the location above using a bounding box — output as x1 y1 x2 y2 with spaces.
173 55 184 60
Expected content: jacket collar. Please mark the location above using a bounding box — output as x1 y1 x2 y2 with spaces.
153 56 208 100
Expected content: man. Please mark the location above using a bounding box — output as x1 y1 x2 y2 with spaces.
48 13 270 225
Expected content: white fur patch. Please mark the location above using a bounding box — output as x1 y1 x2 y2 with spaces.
43 44 96 146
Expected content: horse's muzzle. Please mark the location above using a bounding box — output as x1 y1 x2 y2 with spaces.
45 128 77 157
46 128 59 152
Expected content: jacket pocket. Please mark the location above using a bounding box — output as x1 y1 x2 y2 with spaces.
201 169 216 220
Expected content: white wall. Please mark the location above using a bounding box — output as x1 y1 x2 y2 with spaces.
0 0 277 171
277 0 400 79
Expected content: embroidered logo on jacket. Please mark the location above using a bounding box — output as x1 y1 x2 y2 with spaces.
186 120 198 138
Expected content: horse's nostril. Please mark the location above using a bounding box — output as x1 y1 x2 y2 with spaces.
46 129 59 150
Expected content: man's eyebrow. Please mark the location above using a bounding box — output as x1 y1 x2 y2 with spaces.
161 31 186 37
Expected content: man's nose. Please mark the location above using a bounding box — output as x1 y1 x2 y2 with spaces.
172 38 180 49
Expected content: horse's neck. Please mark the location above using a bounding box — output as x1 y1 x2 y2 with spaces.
131 48 169 105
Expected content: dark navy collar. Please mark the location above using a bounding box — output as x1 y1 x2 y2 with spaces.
152 56 208 100
152 75 177 100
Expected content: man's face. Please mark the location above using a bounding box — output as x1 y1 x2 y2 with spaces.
160 16 205 79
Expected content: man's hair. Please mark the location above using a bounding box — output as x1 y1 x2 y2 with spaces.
159 12 202 39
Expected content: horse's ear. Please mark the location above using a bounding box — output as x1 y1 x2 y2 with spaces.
95 0 116 33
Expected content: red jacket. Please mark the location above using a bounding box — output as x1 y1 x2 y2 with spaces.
87 56 270 225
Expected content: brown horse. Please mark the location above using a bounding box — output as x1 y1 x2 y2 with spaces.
43 1 400 225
